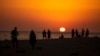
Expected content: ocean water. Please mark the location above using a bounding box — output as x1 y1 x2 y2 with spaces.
0 31 100 41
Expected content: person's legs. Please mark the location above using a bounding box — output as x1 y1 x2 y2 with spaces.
15 38 18 48
32 42 36 50
12 38 15 47
32 43 35 50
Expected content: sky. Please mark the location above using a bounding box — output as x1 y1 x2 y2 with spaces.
0 0 100 32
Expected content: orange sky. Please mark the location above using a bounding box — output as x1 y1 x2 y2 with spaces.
0 0 100 32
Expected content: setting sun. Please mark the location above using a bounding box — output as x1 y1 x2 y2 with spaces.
59 27 66 32
0 0 100 55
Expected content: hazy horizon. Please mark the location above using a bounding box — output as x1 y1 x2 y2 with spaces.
0 31 100 41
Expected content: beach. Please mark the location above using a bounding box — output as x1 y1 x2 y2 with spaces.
0 37 100 56
1 0 100 56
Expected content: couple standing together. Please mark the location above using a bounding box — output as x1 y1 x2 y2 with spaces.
42 30 51 39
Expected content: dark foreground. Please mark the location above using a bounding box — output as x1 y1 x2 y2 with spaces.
0 38 100 56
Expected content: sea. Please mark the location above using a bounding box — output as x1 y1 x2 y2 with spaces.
0 31 100 41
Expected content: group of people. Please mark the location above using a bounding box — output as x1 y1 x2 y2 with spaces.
71 28 90 38
11 27 51 49
42 30 51 39
11 27 90 49
11 27 36 49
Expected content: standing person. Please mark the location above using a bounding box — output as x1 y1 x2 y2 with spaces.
81 28 85 37
75 29 79 38
42 30 46 39
29 30 36 49
71 29 75 38
86 29 89 38
47 30 51 39
11 27 19 48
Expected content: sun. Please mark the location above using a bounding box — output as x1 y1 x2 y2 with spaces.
59 27 66 32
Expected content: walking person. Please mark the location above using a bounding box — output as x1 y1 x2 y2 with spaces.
42 30 47 39
11 27 19 48
75 29 79 38
29 30 36 49
47 30 51 39
71 29 75 38
81 28 85 37
85 29 89 38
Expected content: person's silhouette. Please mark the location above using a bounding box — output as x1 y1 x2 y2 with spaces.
81 28 85 37
86 29 89 38
71 29 75 38
75 29 79 38
59 34 64 39
11 27 19 48
29 30 36 49
42 30 46 39
47 30 51 39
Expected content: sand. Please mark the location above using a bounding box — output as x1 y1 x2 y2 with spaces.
0 37 100 56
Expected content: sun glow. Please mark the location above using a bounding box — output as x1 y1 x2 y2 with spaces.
59 27 66 32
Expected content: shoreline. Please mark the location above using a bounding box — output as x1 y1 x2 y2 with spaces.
0 36 99 41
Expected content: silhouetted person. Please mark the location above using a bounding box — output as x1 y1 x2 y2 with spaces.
85 29 89 38
42 30 46 39
71 29 75 38
75 29 80 38
47 30 51 39
11 27 18 48
29 30 36 49
81 28 85 37
59 34 64 39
